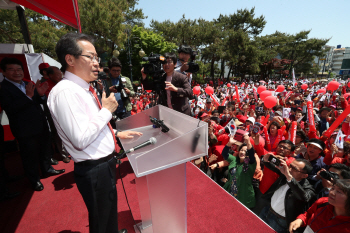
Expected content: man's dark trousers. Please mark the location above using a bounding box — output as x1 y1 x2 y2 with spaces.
74 157 119 233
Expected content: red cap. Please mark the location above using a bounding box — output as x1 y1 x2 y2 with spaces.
201 113 209 118
236 115 247 123
38 63 50 70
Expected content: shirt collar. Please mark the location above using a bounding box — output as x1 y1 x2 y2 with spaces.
64 71 90 91
5 77 25 87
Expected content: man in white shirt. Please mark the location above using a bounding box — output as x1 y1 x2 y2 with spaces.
48 32 141 233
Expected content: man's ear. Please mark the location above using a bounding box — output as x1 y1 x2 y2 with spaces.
65 54 74 67
302 173 308 179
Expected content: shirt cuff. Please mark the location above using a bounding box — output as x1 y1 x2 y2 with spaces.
100 107 113 121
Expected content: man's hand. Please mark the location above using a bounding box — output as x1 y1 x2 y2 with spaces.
288 219 303 233
165 81 178 92
330 144 338 155
109 86 118 93
208 154 218 163
180 63 189 73
277 160 293 181
25 82 35 98
102 91 118 113
116 130 143 139
263 153 273 163
141 67 147 80
97 80 104 91
35 80 48 96
124 87 131 95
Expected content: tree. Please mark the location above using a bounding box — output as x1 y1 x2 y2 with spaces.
115 25 177 81
0 0 146 60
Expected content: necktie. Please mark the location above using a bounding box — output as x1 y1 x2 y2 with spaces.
89 86 119 153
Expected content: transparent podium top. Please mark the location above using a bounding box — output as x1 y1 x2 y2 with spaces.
116 105 208 177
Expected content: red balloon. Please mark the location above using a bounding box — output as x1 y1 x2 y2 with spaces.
257 86 266 94
205 86 214 95
327 81 340 91
227 83 231 88
260 90 272 101
264 96 277 108
301 84 308 90
316 89 326 95
347 83 350 88
276 85 285 92
193 86 201 95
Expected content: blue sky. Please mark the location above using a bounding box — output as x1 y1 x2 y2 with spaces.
137 0 350 47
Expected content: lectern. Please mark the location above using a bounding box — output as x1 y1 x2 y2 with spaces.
116 105 208 233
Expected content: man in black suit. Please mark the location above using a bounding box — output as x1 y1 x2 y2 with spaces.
141 52 192 115
0 57 64 191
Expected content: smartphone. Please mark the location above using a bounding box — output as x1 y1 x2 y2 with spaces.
268 155 281 166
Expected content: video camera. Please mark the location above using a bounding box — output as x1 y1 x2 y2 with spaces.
142 53 166 77
178 45 199 73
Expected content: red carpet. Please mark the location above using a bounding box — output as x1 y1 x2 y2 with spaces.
1 152 274 233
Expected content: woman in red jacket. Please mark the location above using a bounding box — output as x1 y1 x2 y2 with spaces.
289 179 350 233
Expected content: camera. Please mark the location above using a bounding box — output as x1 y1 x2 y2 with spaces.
268 155 281 166
320 170 339 182
186 51 199 73
115 77 128 100
251 122 263 134
142 53 166 77
178 45 199 73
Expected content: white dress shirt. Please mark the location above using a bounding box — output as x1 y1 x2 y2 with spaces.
47 71 114 162
271 183 290 217
166 75 173 109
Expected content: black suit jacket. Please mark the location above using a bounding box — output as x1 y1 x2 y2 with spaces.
0 79 47 138
142 71 192 115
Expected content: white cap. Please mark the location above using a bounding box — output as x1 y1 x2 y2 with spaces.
247 117 255 125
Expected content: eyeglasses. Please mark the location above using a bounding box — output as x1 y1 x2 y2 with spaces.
80 54 101 63
290 164 307 174
277 144 291 151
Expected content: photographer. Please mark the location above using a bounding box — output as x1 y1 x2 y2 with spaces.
175 45 193 84
105 58 134 119
141 52 192 115
259 155 315 233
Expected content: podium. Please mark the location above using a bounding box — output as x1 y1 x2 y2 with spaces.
116 105 208 233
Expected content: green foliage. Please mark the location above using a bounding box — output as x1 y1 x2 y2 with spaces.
115 25 177 81
0 1 145 60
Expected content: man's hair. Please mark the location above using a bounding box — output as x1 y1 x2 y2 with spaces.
46 66 59 76
330 163 350 172
0 57 23 72
178 45 192 55
103 67 109 73
278 140 296 152
55 32 94 72
163 52 177 65
108 57 122 69
295 158 313 174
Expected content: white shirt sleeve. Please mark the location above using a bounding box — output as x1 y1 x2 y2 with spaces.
52 89 112 150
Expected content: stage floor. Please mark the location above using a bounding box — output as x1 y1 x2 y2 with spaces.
0 152 274 233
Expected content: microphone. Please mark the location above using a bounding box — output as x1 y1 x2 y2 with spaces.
125 137 157 153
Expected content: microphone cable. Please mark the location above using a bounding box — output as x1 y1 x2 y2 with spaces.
115 153 138 228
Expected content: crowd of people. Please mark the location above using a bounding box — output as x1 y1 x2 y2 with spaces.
1 34 350 233
185 78 350 232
